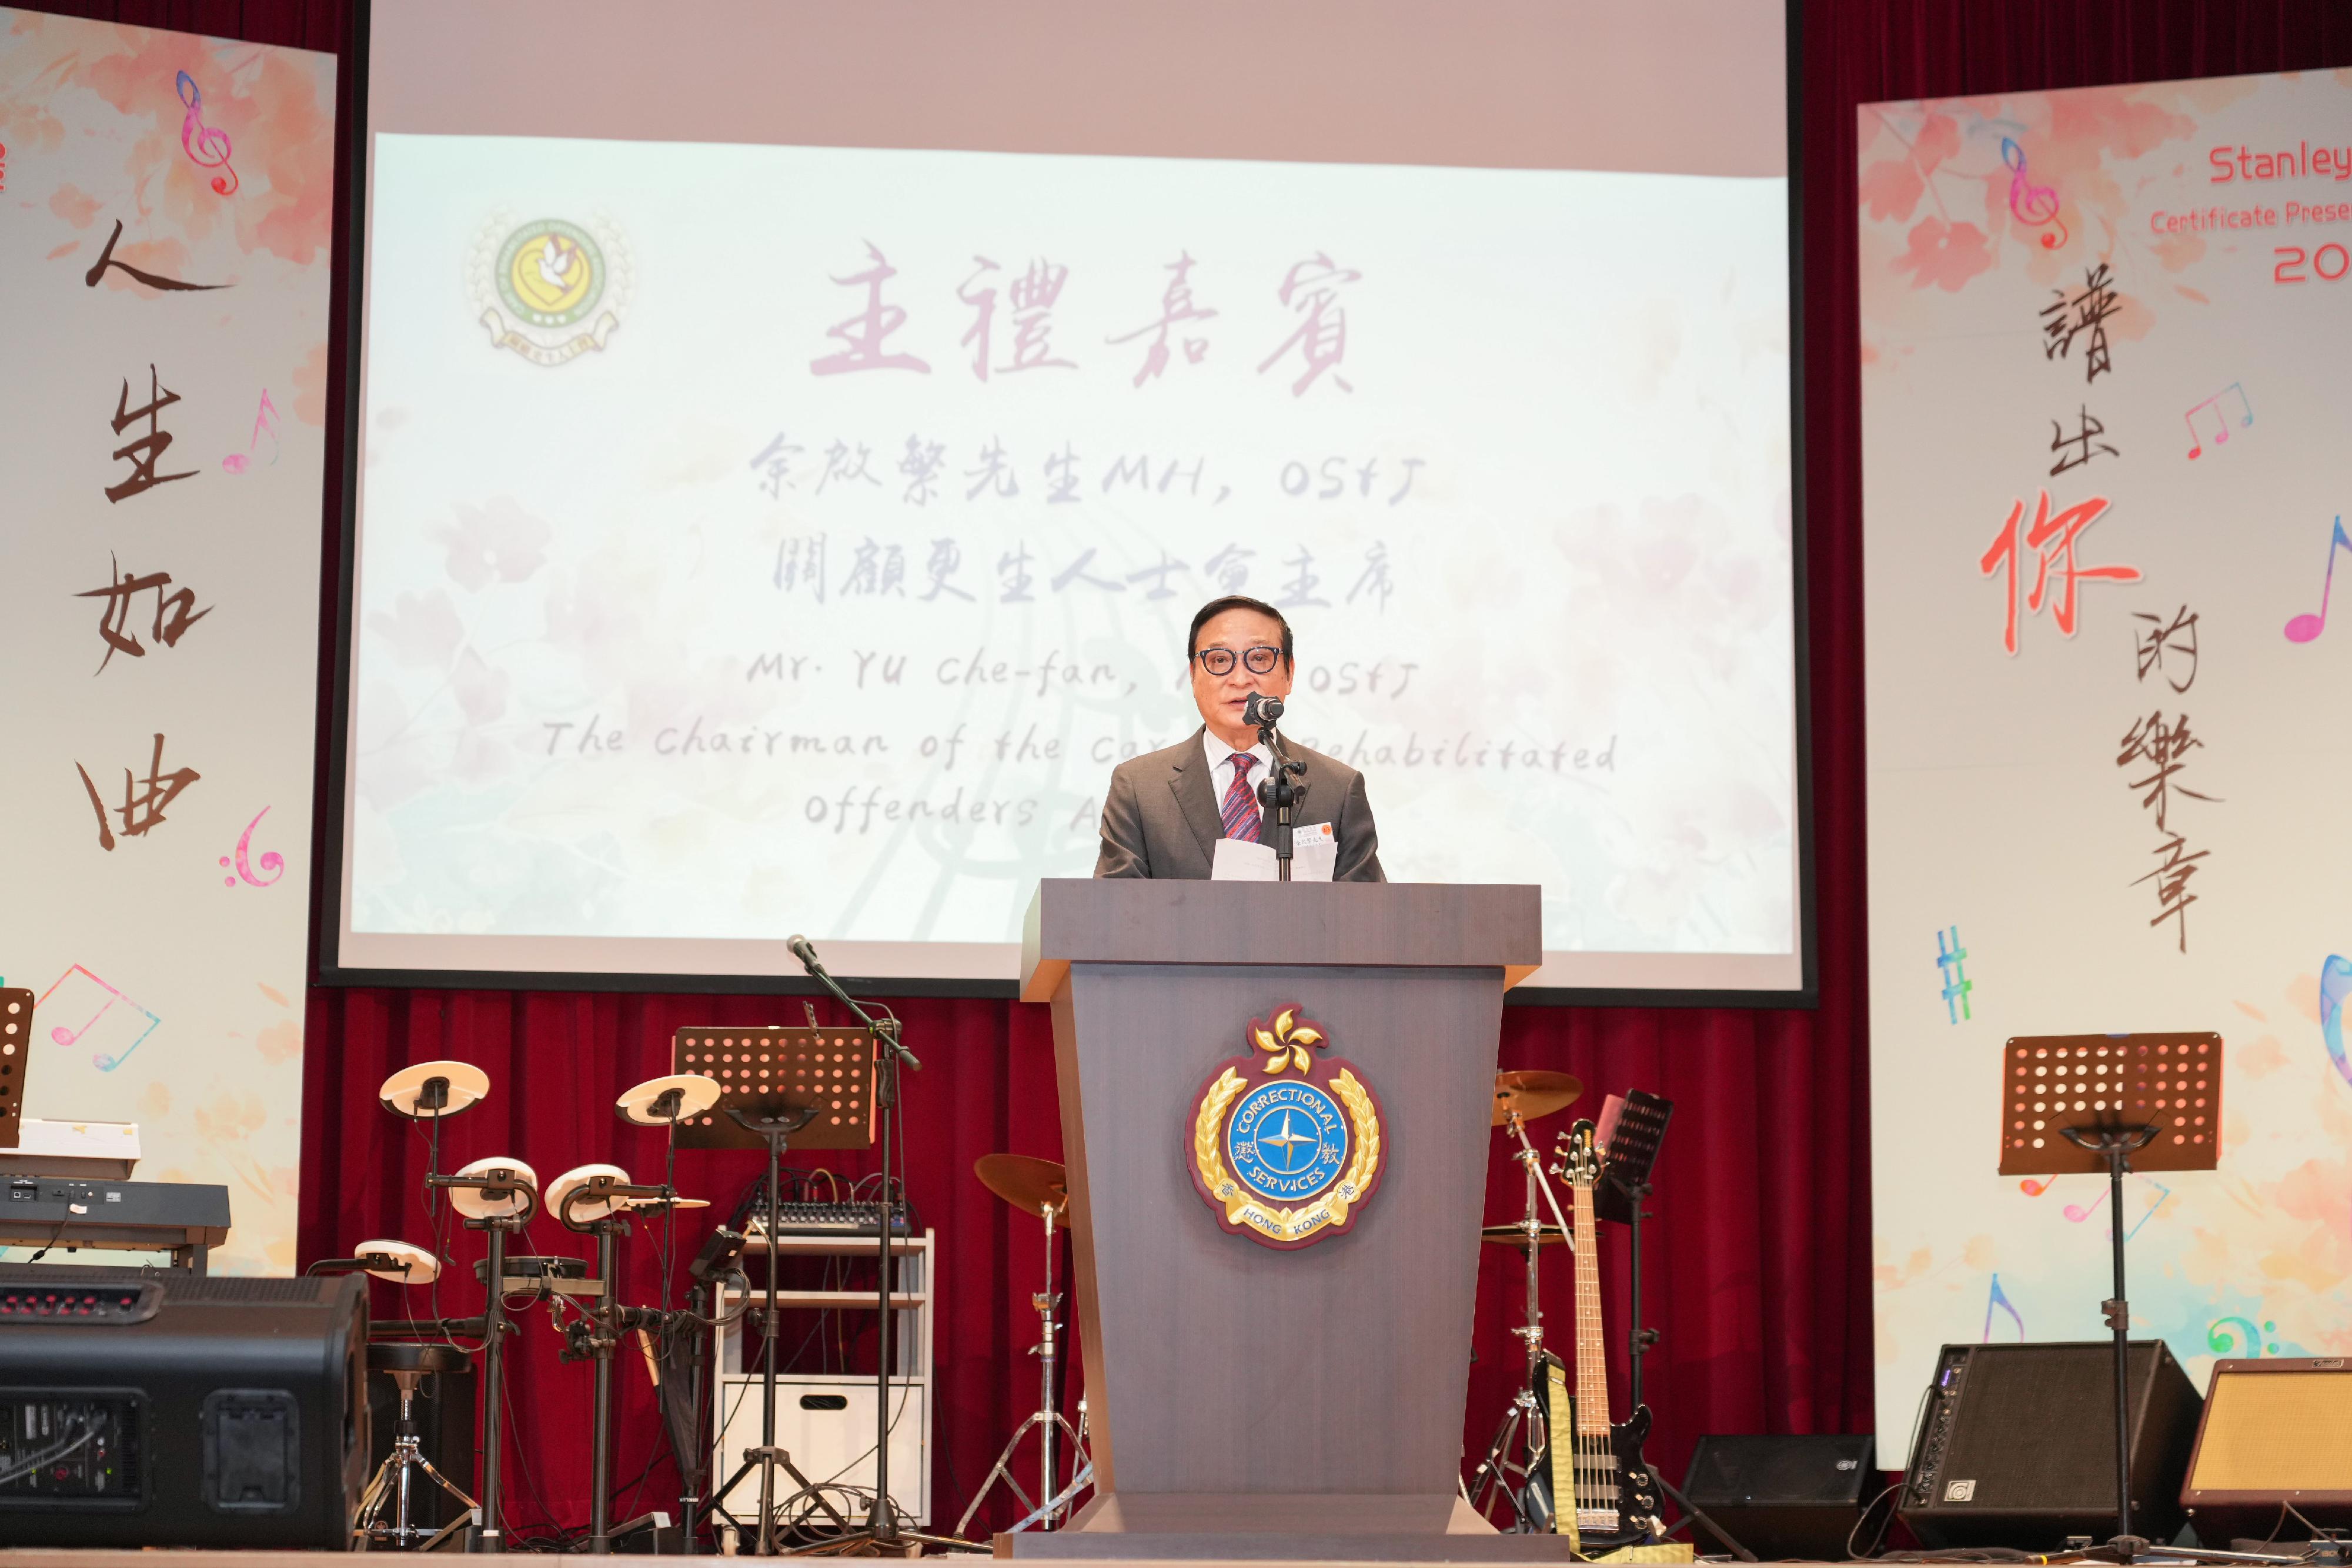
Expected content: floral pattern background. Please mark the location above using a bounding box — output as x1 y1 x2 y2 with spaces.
1859 71 2352 1441
0 11 335 1273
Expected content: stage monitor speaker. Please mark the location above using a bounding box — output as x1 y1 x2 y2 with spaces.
0 1268 368 1547
2181 1356 2352 1542
1681 1433 1876 1560
1897 1340 2202 1550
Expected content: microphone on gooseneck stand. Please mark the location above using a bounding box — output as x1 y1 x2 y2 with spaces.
788 934 921 1070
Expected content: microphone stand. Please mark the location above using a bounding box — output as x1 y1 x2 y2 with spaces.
1252 712 1309 883
787 940 964 1555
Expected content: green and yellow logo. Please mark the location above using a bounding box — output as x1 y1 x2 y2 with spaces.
472 213 629 366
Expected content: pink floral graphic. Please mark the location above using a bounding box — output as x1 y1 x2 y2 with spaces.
1890 217 1994 293
437 497 553 591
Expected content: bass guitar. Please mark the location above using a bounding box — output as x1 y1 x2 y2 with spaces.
1553 1117 1665 1552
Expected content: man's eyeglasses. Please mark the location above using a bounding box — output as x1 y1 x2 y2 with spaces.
1194 645 1284 677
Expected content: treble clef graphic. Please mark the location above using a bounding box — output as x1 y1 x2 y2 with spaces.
175 70 238 197
2001 136 2066 251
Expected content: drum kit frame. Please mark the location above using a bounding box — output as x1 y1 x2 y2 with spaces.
325 1059 729 1555
326 940 967 1557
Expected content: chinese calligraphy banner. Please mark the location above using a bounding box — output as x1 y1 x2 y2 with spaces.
333 0 1798 994
1859 72 2352 1439
0 12 335 1273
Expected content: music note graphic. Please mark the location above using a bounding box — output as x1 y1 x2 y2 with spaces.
2284 517 2350 643
2184 382 2254 459
33 964 162 1072
1982 1272 2026 1342
2063 1174 2168 1237
175 71 238 197
219 806 286 888
2001 138 2069 251
2320 954 2351 1089
221 389 281 474
2018 1175 2056 1197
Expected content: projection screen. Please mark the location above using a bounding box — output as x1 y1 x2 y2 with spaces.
328 0 1805 996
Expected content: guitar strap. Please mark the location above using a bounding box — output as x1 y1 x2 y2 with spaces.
1547 1356 1577 1552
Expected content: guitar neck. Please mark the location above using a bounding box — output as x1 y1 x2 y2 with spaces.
1571 1175 1609 1436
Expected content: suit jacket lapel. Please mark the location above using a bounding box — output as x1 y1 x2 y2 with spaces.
1168 726 1225 866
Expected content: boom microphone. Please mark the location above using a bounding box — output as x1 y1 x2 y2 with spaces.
1244 692 1285 727
786 933 820 970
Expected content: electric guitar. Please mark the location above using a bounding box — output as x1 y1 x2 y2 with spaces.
1552 1118 1665 1551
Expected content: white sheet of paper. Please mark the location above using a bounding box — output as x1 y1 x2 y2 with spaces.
1210 823 1336 882
1211 837 1278 881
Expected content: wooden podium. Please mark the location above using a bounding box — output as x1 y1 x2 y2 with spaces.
1011 879 1561 1560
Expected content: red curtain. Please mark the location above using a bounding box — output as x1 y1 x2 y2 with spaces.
29 0 2352 1538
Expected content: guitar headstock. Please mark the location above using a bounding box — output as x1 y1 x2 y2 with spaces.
1553 1118 1599 1189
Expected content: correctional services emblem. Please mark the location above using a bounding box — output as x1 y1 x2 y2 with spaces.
469 213 631 366
1187 1006 1385 1249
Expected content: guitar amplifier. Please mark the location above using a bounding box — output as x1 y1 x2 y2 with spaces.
1681 1433 1875 1559
0 1268 369 1547
1897 1340 2201 1549
2181 1358 2352 1540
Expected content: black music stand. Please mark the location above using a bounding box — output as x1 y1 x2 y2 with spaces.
1595 1090 1672 1409
2000 1033 2223 1563
707 1102 836 1556
0 986 32 1152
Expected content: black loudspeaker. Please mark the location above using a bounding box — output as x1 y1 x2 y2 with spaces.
0 1268 369 1547
1681 1433 1876 1559
366 1357 478 1533
1899 1340 2203 1549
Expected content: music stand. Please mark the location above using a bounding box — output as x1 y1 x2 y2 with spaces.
1999 1032 2223 1563
1594 1091 1672 1411
1 987 32 1152
674 1027 892 1553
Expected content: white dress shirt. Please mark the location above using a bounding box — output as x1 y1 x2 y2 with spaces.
1202 731 1274 824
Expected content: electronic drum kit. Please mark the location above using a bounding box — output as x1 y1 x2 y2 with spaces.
319 1059 727 1553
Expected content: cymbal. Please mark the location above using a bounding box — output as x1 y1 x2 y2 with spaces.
1492 1069 1583 1127
974 1153 1067 1219
380 1059 490 1119
351 1238 440 1283
1481 1222 1569 1249
616 1072 721 1126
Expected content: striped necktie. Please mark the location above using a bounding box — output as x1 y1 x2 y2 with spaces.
1220 753 1262 843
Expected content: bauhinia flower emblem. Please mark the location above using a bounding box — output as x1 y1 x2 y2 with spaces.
1251 1007 1326 1075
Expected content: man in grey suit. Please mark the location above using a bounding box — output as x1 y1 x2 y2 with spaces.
1094 595 1385 881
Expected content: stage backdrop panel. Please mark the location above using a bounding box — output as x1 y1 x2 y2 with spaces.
0 12 335 1273
333 0 1801 997
1860 71 2352 1441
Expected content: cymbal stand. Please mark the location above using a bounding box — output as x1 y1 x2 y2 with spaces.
1467 1109 1579 1530
424 1167 540 1554
954 1196 1089 1537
